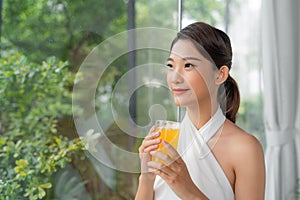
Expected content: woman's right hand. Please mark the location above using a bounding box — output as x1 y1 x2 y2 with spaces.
135 127 160 200
138 126 161 182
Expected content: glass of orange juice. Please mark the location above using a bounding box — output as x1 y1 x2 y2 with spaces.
152 120 180 162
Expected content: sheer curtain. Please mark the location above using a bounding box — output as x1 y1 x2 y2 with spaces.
261 0 300 199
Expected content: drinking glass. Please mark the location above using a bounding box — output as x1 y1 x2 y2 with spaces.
152 120 180 162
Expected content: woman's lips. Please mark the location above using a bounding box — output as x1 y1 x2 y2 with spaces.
172 88 189 95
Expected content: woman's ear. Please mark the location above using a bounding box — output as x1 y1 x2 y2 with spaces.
215 65 229 85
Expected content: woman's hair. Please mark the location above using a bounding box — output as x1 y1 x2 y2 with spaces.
170 22 240 123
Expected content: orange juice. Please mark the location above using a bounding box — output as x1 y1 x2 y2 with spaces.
157 128 180 151
152 120 180 162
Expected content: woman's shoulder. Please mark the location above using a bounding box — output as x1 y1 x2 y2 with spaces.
220 120 266 197
208 119 265 191
222 119 262 147
222 119 264 166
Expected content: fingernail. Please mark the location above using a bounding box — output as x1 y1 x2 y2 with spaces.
150 126 156 131
153 132 160 136
148 167 155 172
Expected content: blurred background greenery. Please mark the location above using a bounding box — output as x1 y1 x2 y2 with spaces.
0 0 264 199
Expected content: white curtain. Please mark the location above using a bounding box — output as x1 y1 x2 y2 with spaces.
261 0 300 199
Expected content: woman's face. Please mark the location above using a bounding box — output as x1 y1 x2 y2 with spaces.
167 39 218 108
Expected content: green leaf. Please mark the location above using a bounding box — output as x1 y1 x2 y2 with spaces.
13 166 21 173
0 138 6 146
38 187 46 199
54 137 61 147
40 182 52 189
16 159 28 167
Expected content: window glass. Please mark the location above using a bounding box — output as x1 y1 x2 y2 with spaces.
228 0 265 147
1 0 264 199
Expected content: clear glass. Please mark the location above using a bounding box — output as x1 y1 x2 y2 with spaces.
152 120 180 163
1 0 266 199
155 120 180 150
228 0 266 148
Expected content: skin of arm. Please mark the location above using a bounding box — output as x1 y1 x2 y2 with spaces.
135 174 155 200
135 127 160 200
232 133 266 199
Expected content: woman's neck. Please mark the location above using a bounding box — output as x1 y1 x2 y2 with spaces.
186 102 219 130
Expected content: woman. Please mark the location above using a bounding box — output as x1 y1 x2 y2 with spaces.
135 22 265 200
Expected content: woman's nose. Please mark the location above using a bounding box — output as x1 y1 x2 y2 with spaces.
169 70 184 84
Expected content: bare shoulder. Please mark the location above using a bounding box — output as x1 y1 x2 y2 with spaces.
221 121 266 198
222 119 264 156
222 119 265 182
209 119 265 196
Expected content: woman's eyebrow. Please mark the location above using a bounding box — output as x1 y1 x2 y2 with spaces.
183 57 201 61
167 57 201 61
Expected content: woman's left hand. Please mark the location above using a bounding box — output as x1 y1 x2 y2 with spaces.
148 141 207 199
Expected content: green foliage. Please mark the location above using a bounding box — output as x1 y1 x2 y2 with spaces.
236 95 266 147
3 0 126 66
184 0 226 25
0 53 84 199
1 1 240 199
136 0 177 28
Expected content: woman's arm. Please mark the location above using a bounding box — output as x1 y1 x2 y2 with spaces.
135 127 160 200
135 174 155 200
233 134 266 199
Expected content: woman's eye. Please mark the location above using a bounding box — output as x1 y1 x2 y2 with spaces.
185 63 194 68
166 63 173 68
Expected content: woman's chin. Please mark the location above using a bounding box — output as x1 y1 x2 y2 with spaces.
174 101 181 106
173 96 199 108
174 97 188 107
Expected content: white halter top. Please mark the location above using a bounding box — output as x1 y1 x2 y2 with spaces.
153 106 234 200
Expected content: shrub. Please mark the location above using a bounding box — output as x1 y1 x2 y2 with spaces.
0 53 84 199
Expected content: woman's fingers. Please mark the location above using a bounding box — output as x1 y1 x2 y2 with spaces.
161 141 180 159
146 125 157 137
145 130 160 140
143 143 158 153
143 137 160 150
139 138 160 154
148 141 184 173
139 130 160 154
147 155 179 180
149 141 180 162
147 160 170 173
150 151 172 165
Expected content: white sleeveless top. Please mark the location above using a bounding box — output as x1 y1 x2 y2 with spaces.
153 107 234 200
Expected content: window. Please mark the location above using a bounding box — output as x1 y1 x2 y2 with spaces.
1 1 264 199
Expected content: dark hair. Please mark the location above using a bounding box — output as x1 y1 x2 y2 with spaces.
170 22 240 123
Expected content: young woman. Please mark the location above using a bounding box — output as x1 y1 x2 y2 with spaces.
135 22 265 200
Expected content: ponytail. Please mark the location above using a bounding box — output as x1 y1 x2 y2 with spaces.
218 75 240 123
